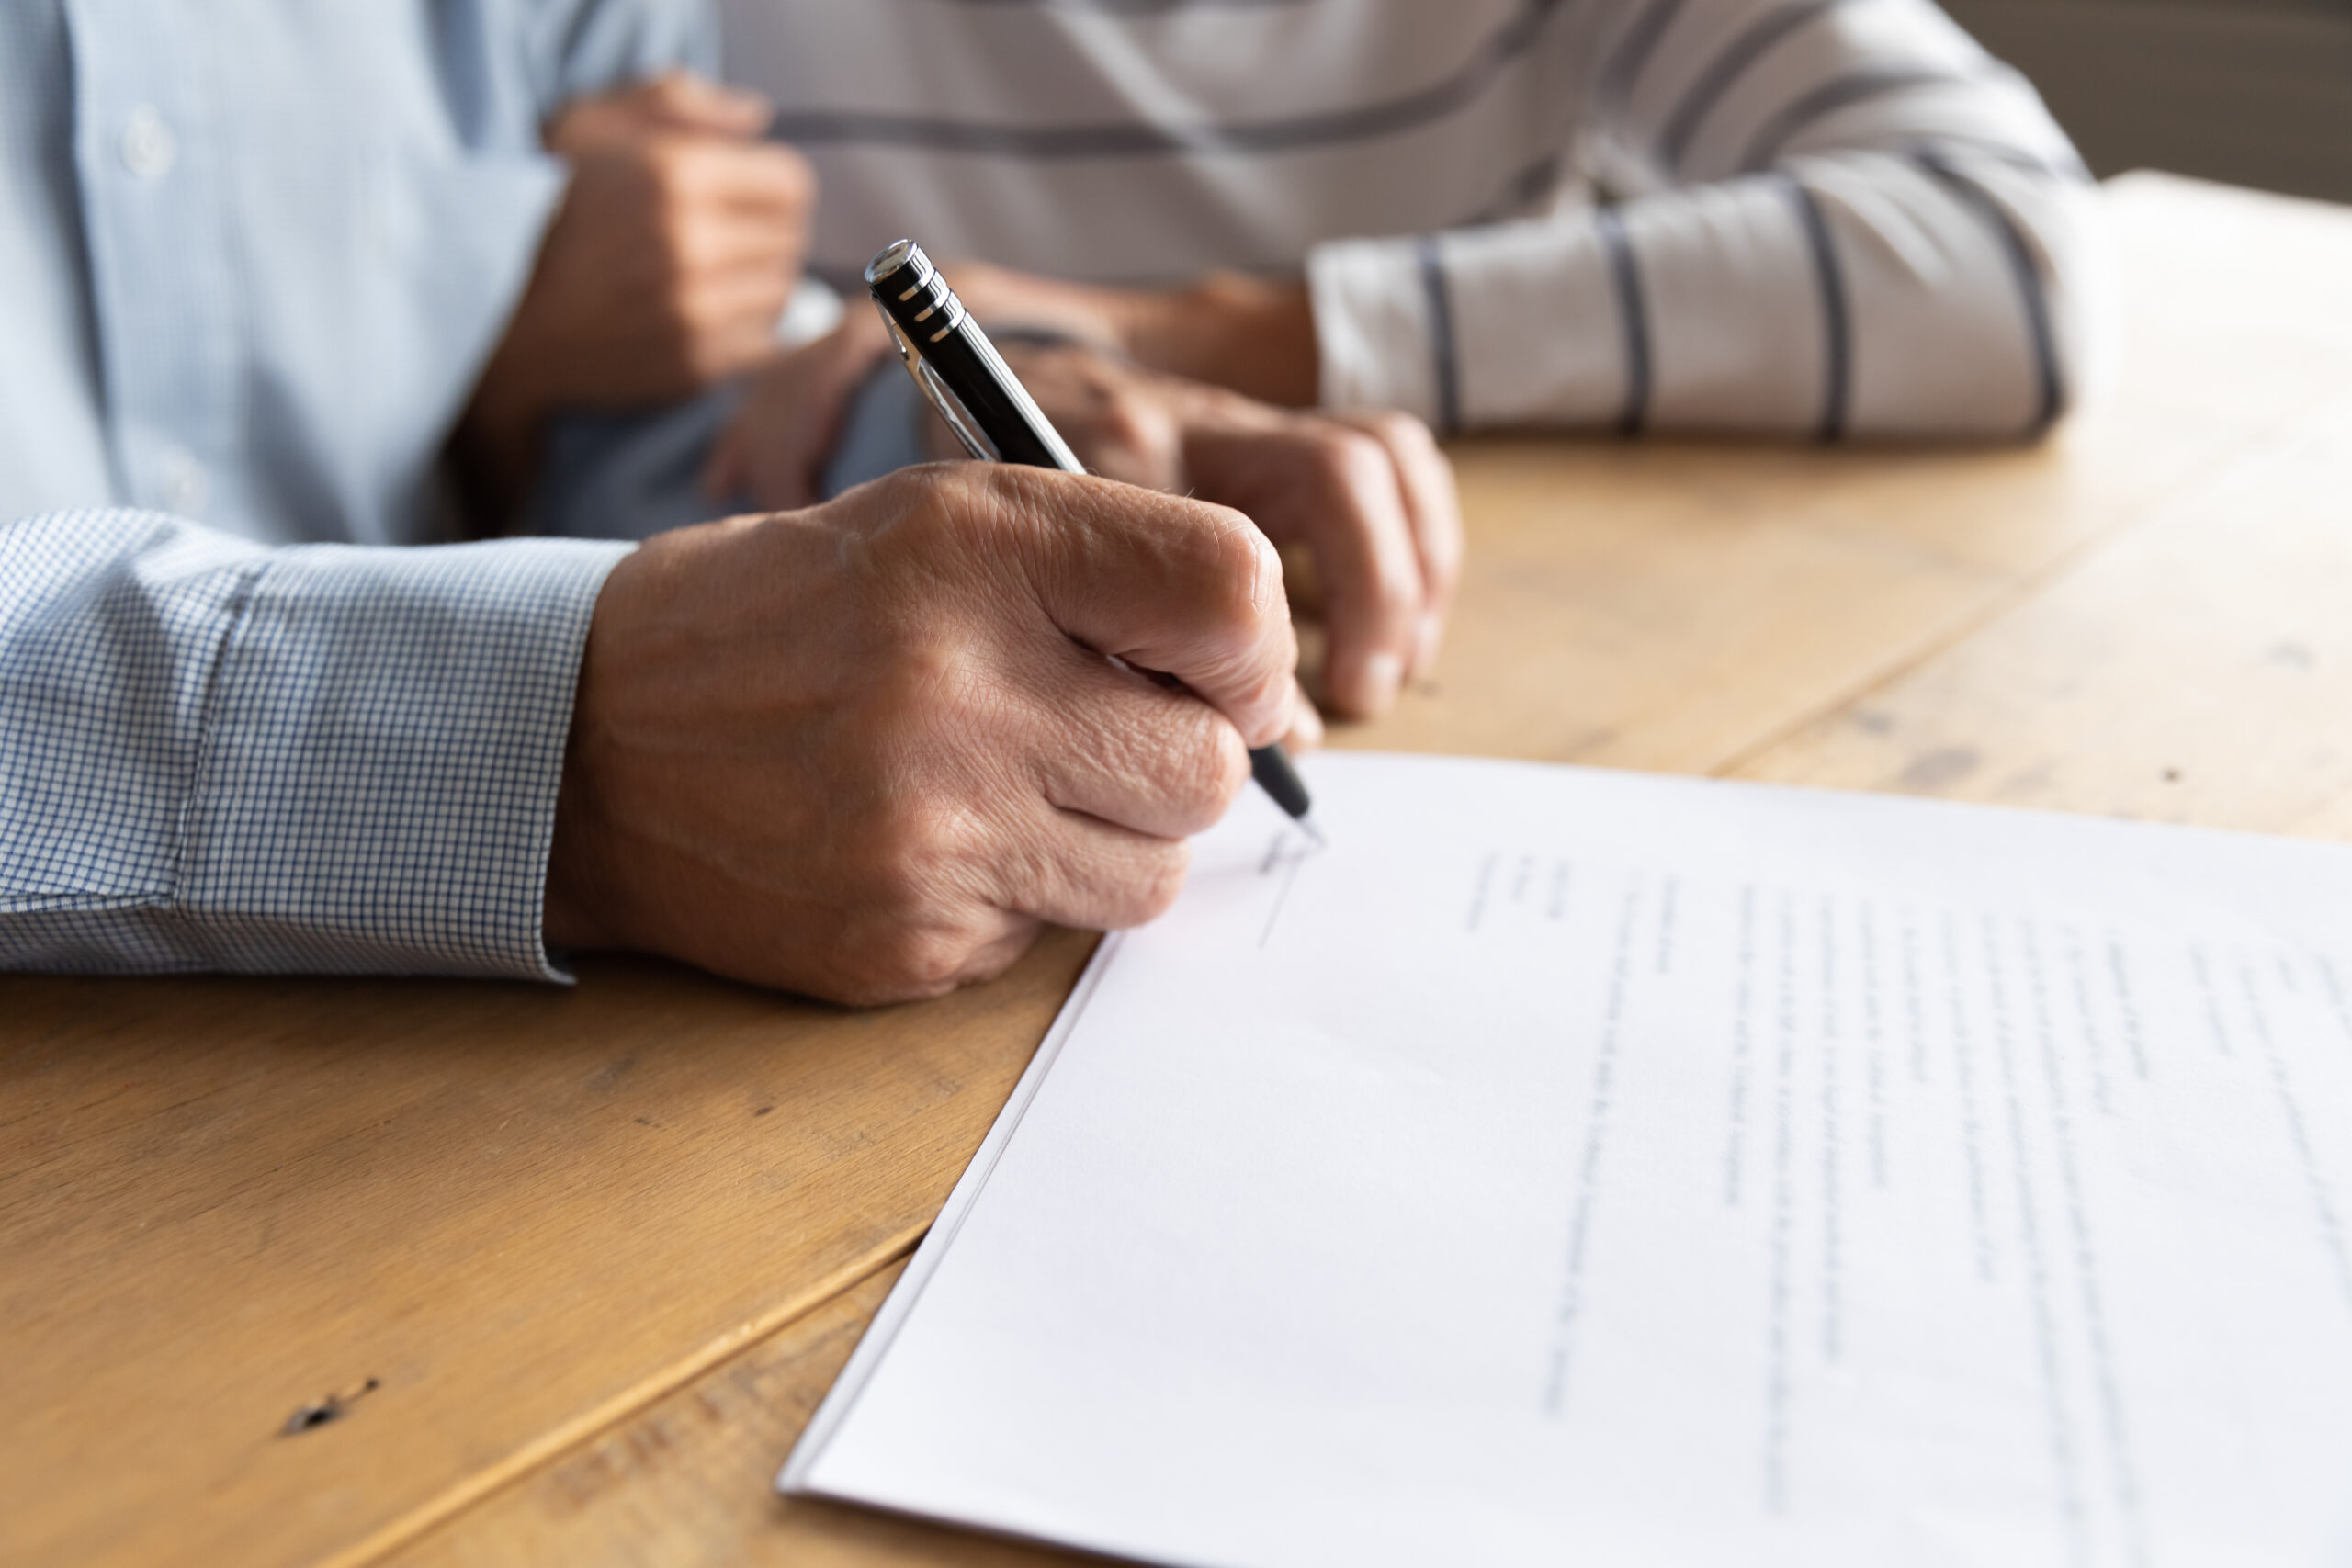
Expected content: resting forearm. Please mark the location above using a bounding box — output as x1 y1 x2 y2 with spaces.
1304 0 2104 438
0 511 627 978
1310 150 2101 439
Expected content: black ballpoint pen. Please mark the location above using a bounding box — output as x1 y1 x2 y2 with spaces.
864 238 1323 841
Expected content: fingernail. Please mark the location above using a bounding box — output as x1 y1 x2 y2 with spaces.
1290 690 1325 748
1357 651 1404 713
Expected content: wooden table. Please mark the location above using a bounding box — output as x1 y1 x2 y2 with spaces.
9 174 2352 1568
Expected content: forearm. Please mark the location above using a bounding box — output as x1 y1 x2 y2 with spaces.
1308 148 2103 439
1311 0 2105 438
0 512 628 978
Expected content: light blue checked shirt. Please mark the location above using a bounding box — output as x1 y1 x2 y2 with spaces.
0 0 707 979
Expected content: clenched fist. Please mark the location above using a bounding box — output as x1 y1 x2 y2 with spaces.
544 464 1304 1004
458 73 814 517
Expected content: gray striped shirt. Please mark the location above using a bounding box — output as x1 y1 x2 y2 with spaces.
725 0 2105 438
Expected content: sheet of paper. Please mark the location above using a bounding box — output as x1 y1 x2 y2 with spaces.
780 753 2352 1567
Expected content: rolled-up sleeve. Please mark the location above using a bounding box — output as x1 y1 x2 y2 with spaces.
0 511 629 979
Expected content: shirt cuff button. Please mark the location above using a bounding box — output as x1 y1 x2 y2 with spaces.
120 106 178 182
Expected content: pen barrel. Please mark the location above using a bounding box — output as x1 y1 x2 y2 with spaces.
913 333 1080 471
866 237 1316 829
1249 745 1314 820
866 239 1081 474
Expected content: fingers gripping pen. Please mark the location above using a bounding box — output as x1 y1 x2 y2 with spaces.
865 238 1323 840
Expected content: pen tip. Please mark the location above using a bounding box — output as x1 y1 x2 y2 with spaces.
1294 815 1329 849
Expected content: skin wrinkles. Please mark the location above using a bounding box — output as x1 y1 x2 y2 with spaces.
546 464 1301 1005
709 299 1453 724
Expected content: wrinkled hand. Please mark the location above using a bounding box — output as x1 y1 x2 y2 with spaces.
458 73 813 514
527 71 812 402
544 464 1306 1004
708 329 1457 717
1001 344 1460 716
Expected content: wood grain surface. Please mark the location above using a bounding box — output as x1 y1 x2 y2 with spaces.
396 1258 1094 1568
1736 388 2352 829
6 174 2351 1568
1351 176 2352 777
1 935 1096 1568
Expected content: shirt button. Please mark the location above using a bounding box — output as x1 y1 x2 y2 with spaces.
119 106 177 181
159 446 208 516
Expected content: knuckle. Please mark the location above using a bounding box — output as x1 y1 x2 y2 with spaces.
1367 408 1437 454
1313 427 1394 496
877 923 981 998
861 460 933 509
961 931 1030 987
1188 509 1281 633
1098 389 1170 456
1124 704 1249 836
1167 714 1250 825
900 458 984 515
1116 844 1193 928
1093 397 1149 457
849 470 946 562
1369 552 1422 620
871 637 985 739
857 792 971 916
829 916 980 1005
890 469 990 558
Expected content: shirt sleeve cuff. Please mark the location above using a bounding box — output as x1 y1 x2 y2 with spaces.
175 536 631 981
1306 234 1446 423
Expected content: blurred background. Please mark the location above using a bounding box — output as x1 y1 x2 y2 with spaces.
1943 0 2352 201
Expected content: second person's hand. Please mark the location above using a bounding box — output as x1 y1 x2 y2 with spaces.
459 73 814 516
997 342 1461 717
708 329 1460 719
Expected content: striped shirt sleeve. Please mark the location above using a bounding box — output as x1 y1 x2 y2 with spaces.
1308 0 2109 439
0 511 629 979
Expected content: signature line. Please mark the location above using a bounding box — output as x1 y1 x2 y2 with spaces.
1260 840 1309 949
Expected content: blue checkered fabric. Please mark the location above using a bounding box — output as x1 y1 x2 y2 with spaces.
0 0 706 979
1 512 628 979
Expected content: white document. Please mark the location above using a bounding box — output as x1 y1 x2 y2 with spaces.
780 753 2352 1567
